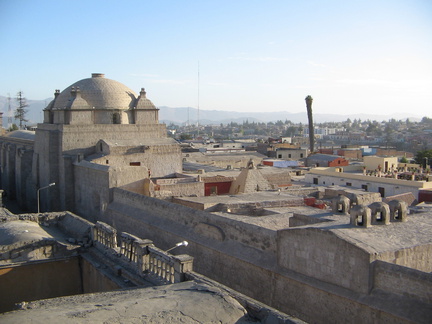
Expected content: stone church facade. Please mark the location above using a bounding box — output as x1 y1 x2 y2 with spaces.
0 73 181 217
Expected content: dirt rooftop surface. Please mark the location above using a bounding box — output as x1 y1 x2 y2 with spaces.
0 281 275 324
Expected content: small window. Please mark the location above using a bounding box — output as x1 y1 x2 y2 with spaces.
106 160 109 164
378 187 385 197
362 184 368 191
130 162 141 166
288 154 292 158
278 154 282 158
313 178 318 185
346 182 352 186
300 153 304 158
113 112 121 124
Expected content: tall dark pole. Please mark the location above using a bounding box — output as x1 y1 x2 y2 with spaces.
305 95 314 153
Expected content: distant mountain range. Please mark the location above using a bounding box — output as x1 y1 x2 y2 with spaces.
158 106 422 125
0 96 423 127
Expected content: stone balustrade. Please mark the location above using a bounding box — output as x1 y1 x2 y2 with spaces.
92 221 117 249
92 221 193 283
146 246 194 284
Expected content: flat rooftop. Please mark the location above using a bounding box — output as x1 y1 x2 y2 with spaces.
0 281 262 323
289 208 432 254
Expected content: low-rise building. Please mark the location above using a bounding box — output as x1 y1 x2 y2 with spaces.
305 165 432 200
306 154 349 167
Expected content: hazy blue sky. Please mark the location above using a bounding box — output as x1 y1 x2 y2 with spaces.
1 0 431 117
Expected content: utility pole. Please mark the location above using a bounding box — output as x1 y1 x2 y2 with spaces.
7 93 12 130
15 91 29 129
197 61 200 138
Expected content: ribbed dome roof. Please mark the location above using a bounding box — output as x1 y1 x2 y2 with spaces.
51 73 138 110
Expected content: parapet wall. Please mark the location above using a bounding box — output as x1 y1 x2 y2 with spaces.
373 260 432 305
277 228 372 294
106 188 279 254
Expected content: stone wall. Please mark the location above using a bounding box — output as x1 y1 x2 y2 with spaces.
74 161 110 220
0 137 35 208
152 182 204 198
103 189 279 255
98 191 431 323
375 243 432 273
277 228 372 294
373 260 432 305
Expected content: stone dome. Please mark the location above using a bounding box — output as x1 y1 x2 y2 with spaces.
51 73 138 110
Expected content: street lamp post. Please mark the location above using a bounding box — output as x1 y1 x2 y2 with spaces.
165 241 188 253
37 182 56 213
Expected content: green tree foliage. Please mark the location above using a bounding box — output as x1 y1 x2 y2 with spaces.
414 149 432 168
8 124 18 132
179 133 192 140
366 121 382 136
421 116 432 124
400 156 409 163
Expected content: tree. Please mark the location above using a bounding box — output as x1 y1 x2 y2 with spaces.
285 126 297 137
414 149 432 168
400 156 409 164
8 123 18 132
421 116 432 124
15 91 29 129
305 95 314 152
384 125 393 148
179 133 192 140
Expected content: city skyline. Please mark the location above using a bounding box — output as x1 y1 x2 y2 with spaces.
1 0 431 117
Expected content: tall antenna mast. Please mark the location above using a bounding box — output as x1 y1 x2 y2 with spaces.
197 61 200 137
7 93 12 129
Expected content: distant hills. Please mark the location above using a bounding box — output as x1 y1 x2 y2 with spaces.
157 106 422 125
0 96 50 128
0 95 423 128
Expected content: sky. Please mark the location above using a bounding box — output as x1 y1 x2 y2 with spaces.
1 0 432 117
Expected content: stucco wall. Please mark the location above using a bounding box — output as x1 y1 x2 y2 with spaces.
0 258 82 313
81 258 121 294
364 156 398 172
305 170 432 199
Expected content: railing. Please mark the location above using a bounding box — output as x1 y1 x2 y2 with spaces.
93 221 117 249
91 221 193 284
146 246 194 283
